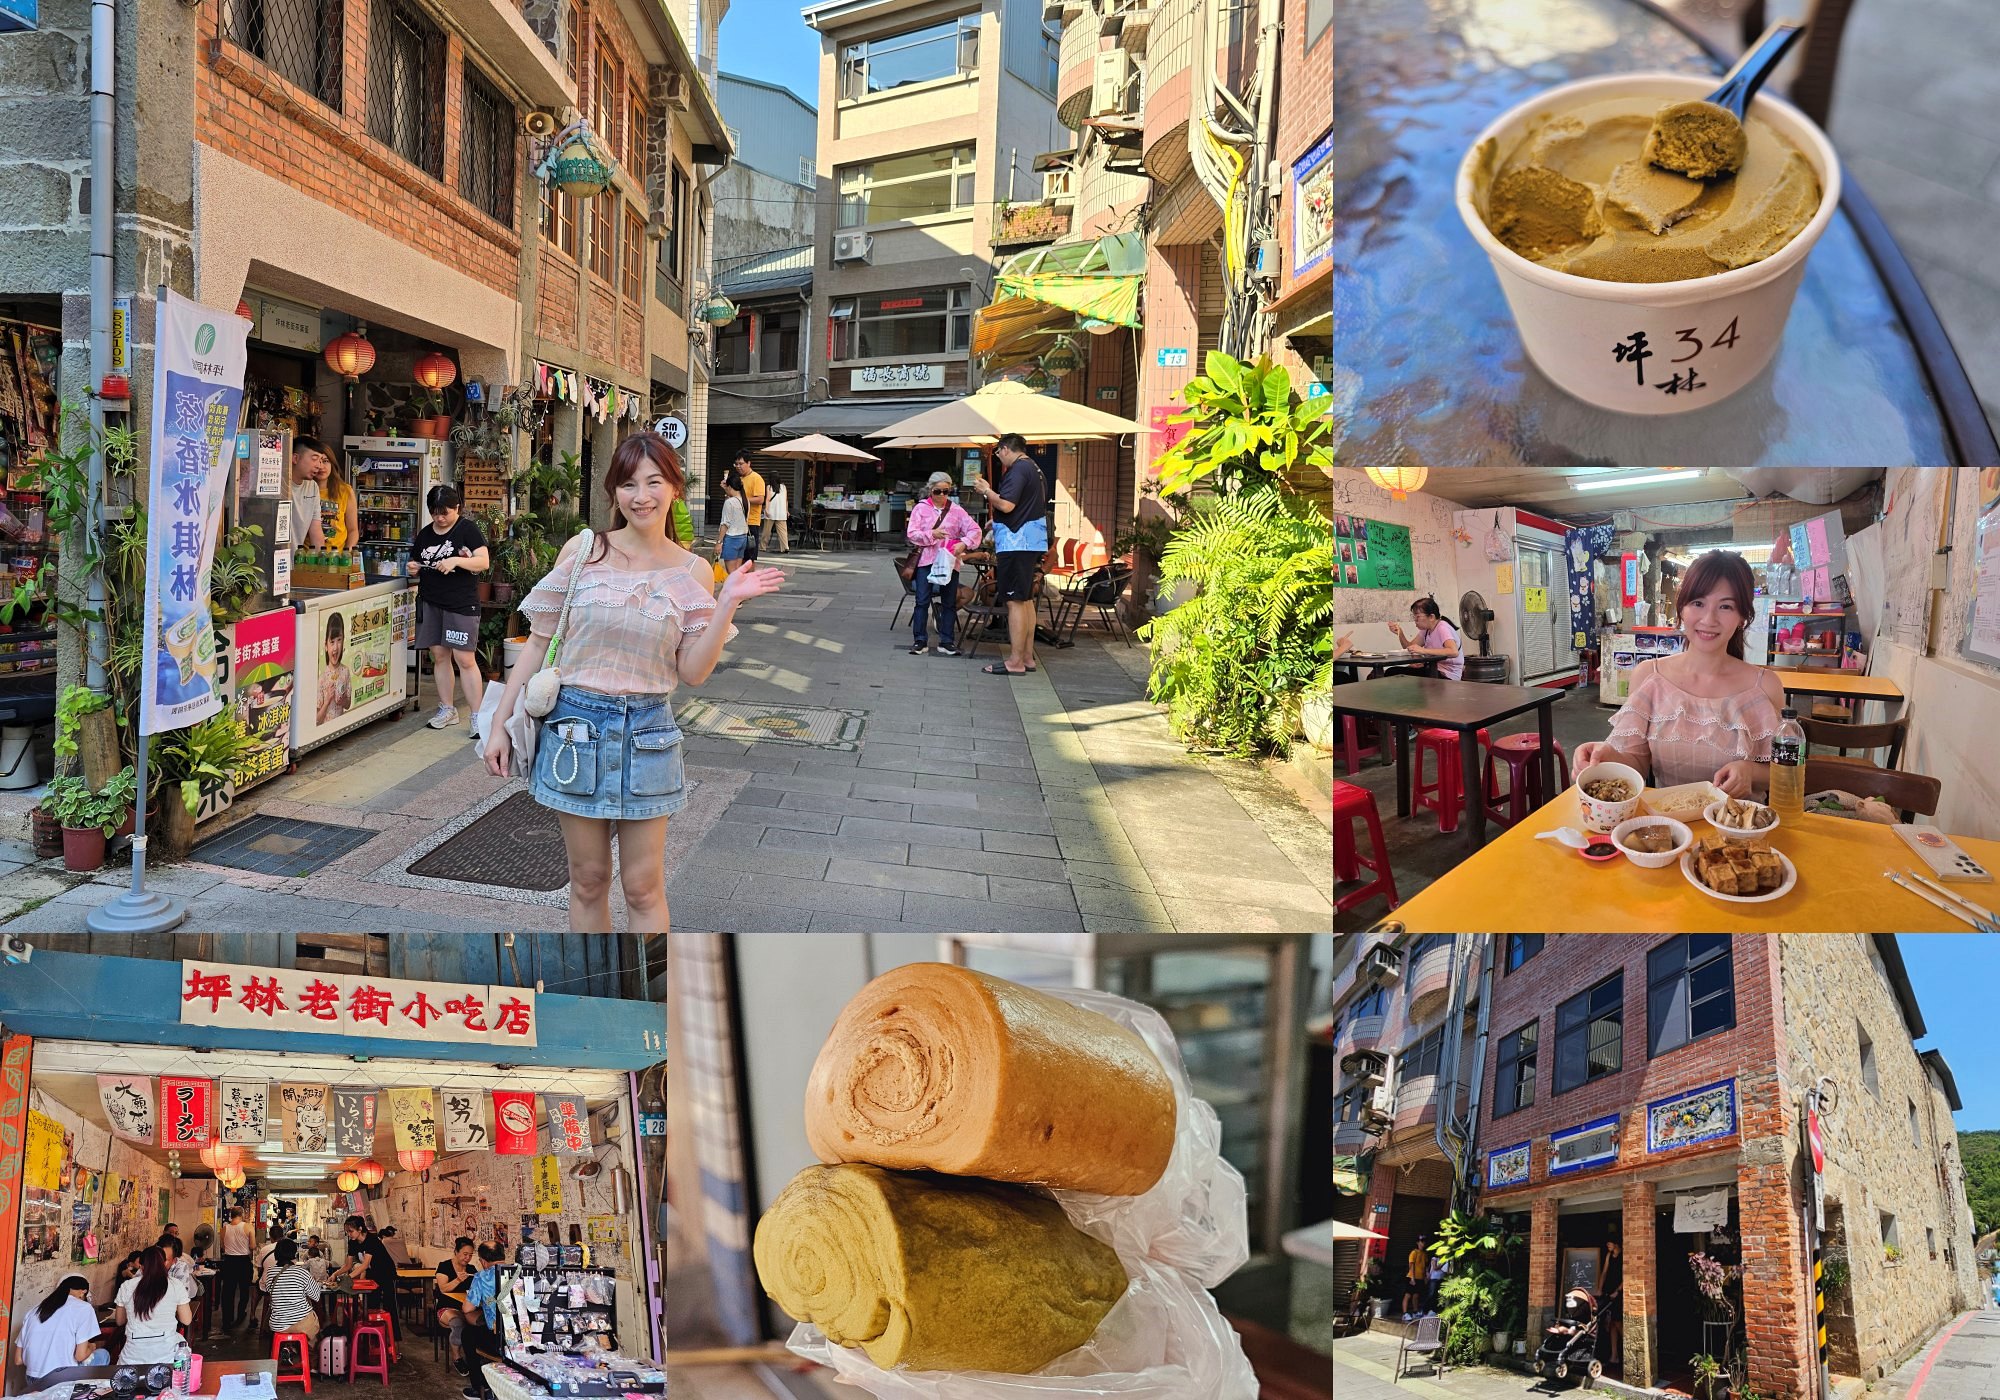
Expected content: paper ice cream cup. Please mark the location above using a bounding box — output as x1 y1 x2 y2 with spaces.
1456 73 1842 415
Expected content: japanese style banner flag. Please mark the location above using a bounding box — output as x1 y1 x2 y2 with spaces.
279 1083 330 1153
218 1080 267 1145
332 1089 376 1157
492 1090 538 1155
387 1088 437 1152
543 1094 590 1154
441 1091 490 1153
139 286 249 735
157 1076 212 1149
97 1076 156 1143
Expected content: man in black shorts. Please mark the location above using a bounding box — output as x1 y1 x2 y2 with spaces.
969 433 1047 676
733 452 765 562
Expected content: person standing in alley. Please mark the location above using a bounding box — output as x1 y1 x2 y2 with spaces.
905 472 980 656
760 477 790 554
218 1206 254 1332
733 451 767 564
970 433 1047 676
408 484 489 729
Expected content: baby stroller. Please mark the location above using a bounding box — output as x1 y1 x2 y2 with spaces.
1532 1286 1602 1384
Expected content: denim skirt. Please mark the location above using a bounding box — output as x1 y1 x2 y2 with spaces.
531 686 688 820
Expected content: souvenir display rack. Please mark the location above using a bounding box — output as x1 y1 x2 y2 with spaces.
496 1261 619 1353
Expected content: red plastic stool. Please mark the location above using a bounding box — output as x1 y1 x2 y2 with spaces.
272 1332 313 1392
362 1309 399 1364
1339 715 1381 776
1411 728 1491 835
348 1322 392 1387
1333 781 1399 915
1481 733 1572 829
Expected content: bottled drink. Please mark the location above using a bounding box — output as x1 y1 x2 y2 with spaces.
1770 705 1806 818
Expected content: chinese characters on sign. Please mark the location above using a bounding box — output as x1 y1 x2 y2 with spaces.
97 1075 157 1143
543 1094 590 1154
531 1155 564 1215
850 363 945 391
176 962 538 1048
388 1087 437 1152
443 1091 490 1153
219 1080 268 1145
280 1083 330 1153
332 1088 376 1156
157 1076 212 1149
1610 317 1742 394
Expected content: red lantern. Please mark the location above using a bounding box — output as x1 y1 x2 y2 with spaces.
397 1148 435 1173
412 350 458 391
325 328 376 382
336 1170 361 1192
355 1159 386 1186
200 1141 243 1172
236 299 253 321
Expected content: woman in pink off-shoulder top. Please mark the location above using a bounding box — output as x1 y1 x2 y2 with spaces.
1574 550 1787 797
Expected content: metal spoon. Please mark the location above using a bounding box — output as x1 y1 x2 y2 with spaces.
1645 23 1806 179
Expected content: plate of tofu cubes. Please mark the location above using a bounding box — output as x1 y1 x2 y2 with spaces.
1680 831 1797 902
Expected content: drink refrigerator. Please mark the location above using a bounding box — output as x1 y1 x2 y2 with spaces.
345 435 452 584
1598 626 1685 706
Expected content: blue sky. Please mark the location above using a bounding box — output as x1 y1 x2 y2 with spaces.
1898 934 1999 1131
718 0 821 103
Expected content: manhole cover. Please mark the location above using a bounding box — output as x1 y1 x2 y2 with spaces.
193 815 377 876
676 699 867 750
407 790 570 891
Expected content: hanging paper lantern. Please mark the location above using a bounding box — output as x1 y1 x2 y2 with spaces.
218 1168 245 1190
236 299 254 322
700 295 738 326
1363 467 1430 501
550 130 613 199
413 350 458 390
200 1141 243 1172
397 1148 435 1173
325 328 377 382
355 1159 386 1187
336 1170 361 1192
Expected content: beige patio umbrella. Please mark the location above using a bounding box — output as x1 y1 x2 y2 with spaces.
1333 1221 1389 1241
759 433 880 463
870 380 1145 440
875 434 998 450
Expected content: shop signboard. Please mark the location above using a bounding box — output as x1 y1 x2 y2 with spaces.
1548 1114 1620 1177
157 1076 212 1149
1291 127 1335 278
531 1154 564 1214
1486 1140 1531 1190
851 363 944 391
442 1090 491 1151
255 295 322 353
140 287 249 736
178 960 539 1048
1646 1078 1737 1154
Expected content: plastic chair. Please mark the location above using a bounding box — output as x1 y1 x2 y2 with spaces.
1339 715 1381 776
272 1331 313 1392
1481 733 1571 829
363 1308 399 1363
348 1321 392 1387
1333 781 1398 916
1412 728 1492 835
1396 1313 1447 1380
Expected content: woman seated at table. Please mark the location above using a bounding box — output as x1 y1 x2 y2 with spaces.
434 1237 479 1375
1387 597 1463 679
303 1244 330 1284
1575 550 1785 797
264 1240 323 1347
158 1235 197 1292
15 1275 111 1386
113 1246 191 1365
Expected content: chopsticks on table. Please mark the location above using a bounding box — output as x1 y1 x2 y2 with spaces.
1884 870 2000 931
1903 868 1999 928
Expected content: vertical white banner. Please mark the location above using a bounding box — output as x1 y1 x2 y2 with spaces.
140 288 249 735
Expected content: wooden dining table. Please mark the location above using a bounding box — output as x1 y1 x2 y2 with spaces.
1331 675 1567 851
1382 789 2000 931
1764 667 1906 723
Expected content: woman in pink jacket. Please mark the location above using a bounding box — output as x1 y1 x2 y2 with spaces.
905 470 983 655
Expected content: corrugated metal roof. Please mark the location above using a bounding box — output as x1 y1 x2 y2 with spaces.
717 246 814 297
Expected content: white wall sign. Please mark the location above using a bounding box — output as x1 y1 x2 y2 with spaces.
1673 1186 1730 1232
851 363 945 391
178 961 538 1048
255 295 322 353
652 416 688 448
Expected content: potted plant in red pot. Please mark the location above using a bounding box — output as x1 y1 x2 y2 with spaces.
44 772 132 872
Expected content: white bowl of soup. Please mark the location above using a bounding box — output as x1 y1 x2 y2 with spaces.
1611 815 1693 868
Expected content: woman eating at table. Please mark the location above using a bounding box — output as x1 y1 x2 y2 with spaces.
1575 550 1787 796
435 1236 479 1374
1387 597 1463 679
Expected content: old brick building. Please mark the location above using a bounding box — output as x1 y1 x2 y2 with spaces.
1471 935 1975 1398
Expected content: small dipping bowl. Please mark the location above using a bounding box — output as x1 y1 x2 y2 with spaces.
1577 839 1624 863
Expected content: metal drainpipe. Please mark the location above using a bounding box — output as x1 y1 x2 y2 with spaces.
1458 936 1497 1212
84 0 115 690
1242 0 1282 353
1432 936 1497 1215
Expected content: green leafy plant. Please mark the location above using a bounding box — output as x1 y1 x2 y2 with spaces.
209 523 267 624
1884 1243 1903 1263
1691 1352 1726 1400
153 713 262 814
1820 1246 1850 1296
1151 351 1333 498
1432 1270 1522 1364
42 769 134 837
1137 487 1334 756
53 685 112 762
1430 1211 1524 1264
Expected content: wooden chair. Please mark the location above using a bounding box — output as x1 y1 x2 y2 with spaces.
1396 1313 1447 1381
1800 715 1906 770
1802 759 1940 822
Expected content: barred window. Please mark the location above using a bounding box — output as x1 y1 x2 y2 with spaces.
459 65 517 227
226 0 345 108
590 193 618 282
622 208 644 301
367 0 445 177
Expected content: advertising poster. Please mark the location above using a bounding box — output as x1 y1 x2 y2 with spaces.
388 1087 438 1152
530 1155 564 1215
314 597 394 725
227 608 295 791
157 1076 213 1149
140 288 249 735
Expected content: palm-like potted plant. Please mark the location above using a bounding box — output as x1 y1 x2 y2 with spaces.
150 714 262 861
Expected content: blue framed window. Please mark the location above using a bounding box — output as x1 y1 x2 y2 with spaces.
1554 973 1623 1094
1647 934 1734 1058
1494 1020 1537 1116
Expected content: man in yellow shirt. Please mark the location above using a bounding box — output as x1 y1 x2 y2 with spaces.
1404 1236 1430 1319
732 452 766 562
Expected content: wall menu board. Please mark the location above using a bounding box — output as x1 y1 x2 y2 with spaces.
1333 514 1414 590
1964 469 2000 670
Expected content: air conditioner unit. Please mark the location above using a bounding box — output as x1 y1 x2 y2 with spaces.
1091 49 1132 117
1363 943 1403 988
1341 1049 1388 1087
663 71 691 112
832 232 874 264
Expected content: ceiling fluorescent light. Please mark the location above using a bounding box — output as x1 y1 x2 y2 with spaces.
1573 470 1705 493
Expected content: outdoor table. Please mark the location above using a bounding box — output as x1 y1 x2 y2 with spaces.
1763 667 1905 723
1330 675 1566 851
397 1266 436 1329
1383 789 2000 931
1335 0 2000 467
1334 651 1438 679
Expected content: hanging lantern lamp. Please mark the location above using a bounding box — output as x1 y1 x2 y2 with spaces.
397 1148 435 1173
355 1160 386 1187
336 1170 361 1192
325 325 377 382
549 128 613 199
236 299 254 322
1363 467 1429 501
1018 366 1052 393
413 350 458 390
200 1141 243 1172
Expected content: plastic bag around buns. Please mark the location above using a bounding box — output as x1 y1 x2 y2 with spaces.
804 963 1177 1197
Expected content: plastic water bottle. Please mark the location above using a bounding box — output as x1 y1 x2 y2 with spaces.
1771 706 1806 819
172 1336 192 1395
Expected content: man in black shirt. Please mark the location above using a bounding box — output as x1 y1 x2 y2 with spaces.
969 433 1048 677
332 1214 401 1339
407 483 489 731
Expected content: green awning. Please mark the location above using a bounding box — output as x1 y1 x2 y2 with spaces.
993 230 1145 328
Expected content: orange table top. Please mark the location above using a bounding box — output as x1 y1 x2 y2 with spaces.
1762 668 1904 701
1388 790 1999 932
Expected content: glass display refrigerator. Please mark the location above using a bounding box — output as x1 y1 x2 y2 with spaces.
345 434 452 584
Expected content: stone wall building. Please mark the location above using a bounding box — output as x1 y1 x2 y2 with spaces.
1468 934 1973 1400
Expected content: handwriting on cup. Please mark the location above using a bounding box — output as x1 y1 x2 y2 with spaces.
1610 317 1743 395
